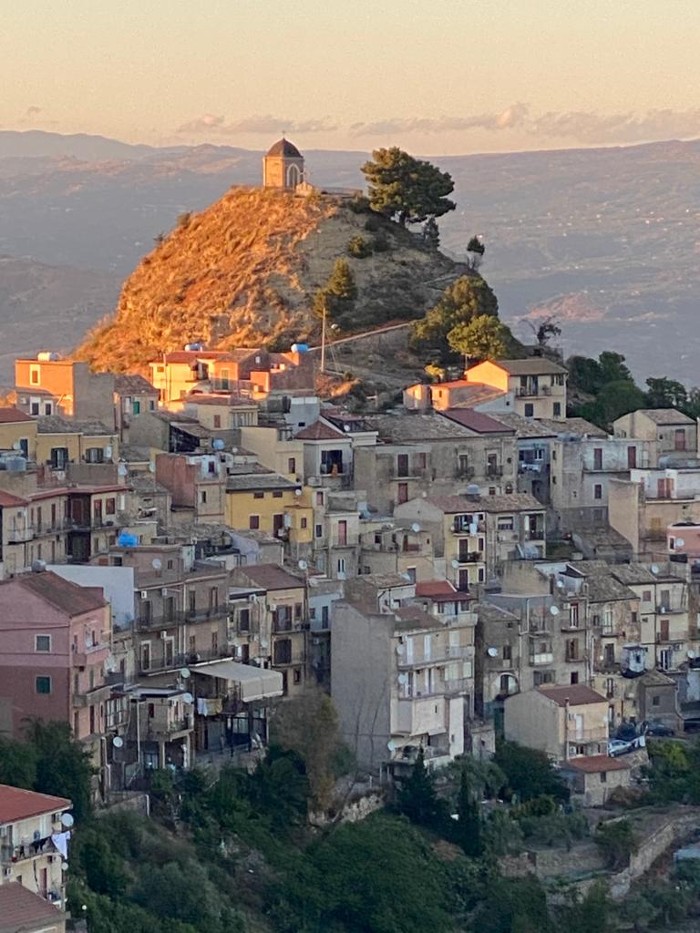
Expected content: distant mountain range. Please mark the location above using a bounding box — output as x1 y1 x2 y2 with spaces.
0 129 699 387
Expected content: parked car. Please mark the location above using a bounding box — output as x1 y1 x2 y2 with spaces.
608 735 646 757
643 720 675 737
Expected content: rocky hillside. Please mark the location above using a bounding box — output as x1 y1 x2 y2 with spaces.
76 186 466 373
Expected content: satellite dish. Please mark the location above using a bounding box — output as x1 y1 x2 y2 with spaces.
12 441 21 451
487 646 499 658
398 673 408 685
550 606 560 616
411 523 421 534
118 463 128 477
556 579 565 589
466 483 481 497
179 668 191 679
112 736 123 749
212 438 225 451
676 538 685 548
651 564 659 575
387 740 397 752
451 559 460 569
260 639 269 649
396 643 405 655
688 651 696 660
60 813 75 828
294 488 302 496
148 462 156 473
152 558 162 571
105 446 113 459
298 559 308 570
182 692 194 704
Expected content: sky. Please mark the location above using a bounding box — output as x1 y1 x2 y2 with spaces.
3 0 700 155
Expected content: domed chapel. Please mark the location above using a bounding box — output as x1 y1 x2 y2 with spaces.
262 137 305 189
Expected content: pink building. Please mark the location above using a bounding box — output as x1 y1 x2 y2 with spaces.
0 572 111 751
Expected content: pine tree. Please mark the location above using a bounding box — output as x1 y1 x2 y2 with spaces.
455 770 482 857
396 748 444 827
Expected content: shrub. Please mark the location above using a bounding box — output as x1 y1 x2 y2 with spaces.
364 214 380 231
595 818 638 870
347 235 373 258
372 231 390 252
349 195 371 213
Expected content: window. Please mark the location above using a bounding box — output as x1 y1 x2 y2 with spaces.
642 590 652 603
211 631 218 652
132 399 141 415
249 515 260 530
524 403 534 417
502 644 512 662
239 608 250 632
30 366 40 385
397 482 409 504
50 447 69 469
188 590 196 613
553 402 561 417
337 558 346 575
406 567 416 583
105 498 116 515
652 695 660 707
288 457 296 474
570 672 579 684
293 668 302 685
253 491 264 499
300 517 307 529
316 491 324 506
600 771 607 784
35 635 51 652
272 490 283 498
593 448 603 470
31 402 40 415
594 484 602 500
200 490 207 504
273 639 292 665
36 675 51 695
315 523 323 538
213 415 221 429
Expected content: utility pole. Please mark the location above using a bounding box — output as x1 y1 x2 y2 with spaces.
320 303 327 374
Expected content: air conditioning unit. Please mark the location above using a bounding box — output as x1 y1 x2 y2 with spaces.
161 588 169 597
159 631 167 640
140 591 148 599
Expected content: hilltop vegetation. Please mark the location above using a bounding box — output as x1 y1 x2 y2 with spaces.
76 186 466 373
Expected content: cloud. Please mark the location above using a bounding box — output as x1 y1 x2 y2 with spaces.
531 107 700 144
350 104 530 137
176 113 337 136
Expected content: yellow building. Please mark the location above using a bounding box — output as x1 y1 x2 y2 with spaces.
465 359 567 421
36 417 119 470
0 408 38 460
225 470 306 538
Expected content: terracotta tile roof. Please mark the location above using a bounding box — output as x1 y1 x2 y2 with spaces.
237 564 304 591
294 420 345 440
537 684 607 707
0 407 34 424
565 755 630 773
635 408 694 425
490 358 567 375
14 571 106 616
0 882 66 931
424 495 479 514
415 580 460 600
0 784 71 823
441 409 515 434
0 491 29 507
113 373 157 395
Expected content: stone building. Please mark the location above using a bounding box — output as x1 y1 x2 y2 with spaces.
262 138 305 189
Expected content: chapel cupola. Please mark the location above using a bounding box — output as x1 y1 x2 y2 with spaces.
262 137 305 189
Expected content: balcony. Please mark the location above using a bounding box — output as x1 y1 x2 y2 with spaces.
444 676 472 697
73 683 113 707
529 651 554 666
145 715 193 739
397 644 474 668
517 385 540 398
457 550 483 564
486 466 503 479
135 606 230 631
72 643 110 668
452 518 485 535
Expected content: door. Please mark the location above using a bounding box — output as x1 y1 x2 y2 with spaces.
573 713 584 740
659 618 670 642
627 446 637 468
397 482 408 504
337 520 347 546
397 454 409 477
272 513 284 537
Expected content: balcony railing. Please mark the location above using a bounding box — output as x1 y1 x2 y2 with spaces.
486 466 503 478
136 606 230 631
529 651 554 666
398 644 474 668
457 551 483 564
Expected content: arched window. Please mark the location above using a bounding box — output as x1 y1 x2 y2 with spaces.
286 164 301 187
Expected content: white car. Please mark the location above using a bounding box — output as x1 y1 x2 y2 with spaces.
608 735 646 757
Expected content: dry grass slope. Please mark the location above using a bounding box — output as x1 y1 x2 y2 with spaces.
76 186 465 373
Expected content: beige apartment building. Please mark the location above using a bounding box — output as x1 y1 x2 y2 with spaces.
465 359 568 421
332 575 476 772
504 684 609 761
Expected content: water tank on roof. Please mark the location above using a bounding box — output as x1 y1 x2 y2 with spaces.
184 342 204 351
291 343 309 353
117 532 138 548
37 351 60 361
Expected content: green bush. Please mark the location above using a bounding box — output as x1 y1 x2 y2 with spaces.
595 818 638 870
372 231 391 252
347 235 373 258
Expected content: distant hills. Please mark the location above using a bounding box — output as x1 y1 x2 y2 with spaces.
1 129 699 385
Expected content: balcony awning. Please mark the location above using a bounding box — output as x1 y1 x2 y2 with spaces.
192 660 283 702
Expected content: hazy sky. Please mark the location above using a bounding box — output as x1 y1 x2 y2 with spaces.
3 0 700 154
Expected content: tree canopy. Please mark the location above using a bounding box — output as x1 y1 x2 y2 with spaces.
361 147 455 227
411 274 507 364
448 314 511 363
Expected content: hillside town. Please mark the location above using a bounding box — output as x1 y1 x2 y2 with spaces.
3 140 700 932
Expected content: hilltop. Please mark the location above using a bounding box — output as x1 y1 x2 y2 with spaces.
75 186 466 373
